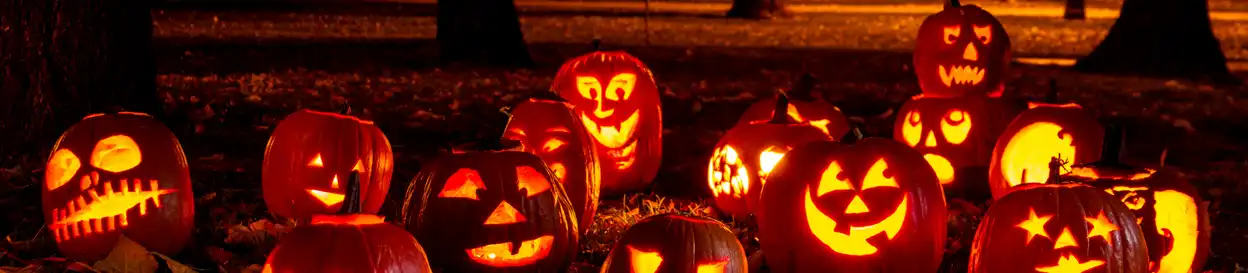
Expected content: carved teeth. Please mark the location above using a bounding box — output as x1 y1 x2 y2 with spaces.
50 178 174 243
937 64 986 87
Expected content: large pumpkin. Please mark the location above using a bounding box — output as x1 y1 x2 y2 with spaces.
503 97 601 234
969 183 1149 273
893 94 1018 194
43 112 195 262
709 93 833 219
734 76 850 138
264 174 432 273
988 102 1104 199
913 0 1011 98
757 138 946 272
600 214 747 273
262 109 394 220
400 142 578 272
551 51 662 196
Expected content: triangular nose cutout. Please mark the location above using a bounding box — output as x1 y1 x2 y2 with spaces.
485 202 527 225
963 44 979 61
845 195 870 214
924 132 938 147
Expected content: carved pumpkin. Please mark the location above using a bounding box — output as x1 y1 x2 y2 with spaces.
893 94 1018 194
264 173 432 273
600 214 747 273
969 183 1149 273
262 109 394 220
988 102 1104 199
757 138 946 272
400 142 578 272
735 76 850 138
709 93 833 219
42 112 195 262
913 0 1011 98
503 98 601 234
551 51 663 196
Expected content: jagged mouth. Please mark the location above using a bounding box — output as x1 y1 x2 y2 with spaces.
49 176 175 242
938 64 985 87
581 110 640 170
1036 253 1104 273
466 235 554 267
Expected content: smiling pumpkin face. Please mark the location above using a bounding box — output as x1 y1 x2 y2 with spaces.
503 98 601 234
913 3 1011 98
42 112 195 262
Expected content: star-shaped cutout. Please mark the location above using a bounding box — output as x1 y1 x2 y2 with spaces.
1017 208 1052 245
1085 211 1119 244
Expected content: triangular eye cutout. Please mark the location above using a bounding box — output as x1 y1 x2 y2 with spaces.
308 154 324 167
351 159 364 172
439 168 485 200
516 166 551 197
628 246 662 273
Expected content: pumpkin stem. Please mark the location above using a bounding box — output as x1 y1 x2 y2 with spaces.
499 107 513 118
1046 156 1066 184
946 0 961 8
338 101 352 115
789 74 818 101
768 91 797 124
1088 122 1130 169
1045 79 1059 103
839 127 864 144
337 171 363 215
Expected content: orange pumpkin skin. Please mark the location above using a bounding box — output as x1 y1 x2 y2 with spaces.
736 98 850 138
263 215 432 273
893 95 1019 194
757 139 946 273
913 3 1011 98
710 103 832 220
969 183 1149 273
600 214 747 273
551 51 662 196
503 98 601 235
262 109 394 220
42 112 195 262
988 103 1104 199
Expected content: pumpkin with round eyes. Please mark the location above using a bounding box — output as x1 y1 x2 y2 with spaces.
709 92 834 219
600 214 747 273
262 109 394 220
988 102 1104 199
913 0 1012 98
735 76 850 138
893 94 1019 196
757 138 946 272
551 50 662 196
503 97 601 235
42 112 195 262
400 141 578 272
969 183 1148 273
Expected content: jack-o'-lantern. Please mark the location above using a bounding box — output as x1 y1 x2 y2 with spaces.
913 0 1011 98
551 51 662 196
263 109 394 220
893 95 1018 195
42 112 195 262
709 93 833 219
735 76 850 137
988 102 1104 199
757 138 946 272
503 98 601 234
400 141 578 272
969 183 1149 273
600 214 747 273
264 173 432 273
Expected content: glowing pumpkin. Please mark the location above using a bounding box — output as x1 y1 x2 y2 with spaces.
399 141 578 272
969 183 1149 273
600 214 747 273
551 51 662 196
735 76 850 138
913 0 1012 98
262 109 394 220
709 92 833 219
42 112 195 262
757 138 946 272
503 98 601 235
988 102 1104 199
893 94 1018 195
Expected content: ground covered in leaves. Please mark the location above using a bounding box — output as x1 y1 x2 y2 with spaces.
2 5 1248 273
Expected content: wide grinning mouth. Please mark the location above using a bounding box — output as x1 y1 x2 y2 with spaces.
1036 253 1104 273
581 110 640 149
466 235 555 267
938 64 985 87
50 176 175 242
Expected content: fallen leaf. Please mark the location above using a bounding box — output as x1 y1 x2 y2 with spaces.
92 236 157 273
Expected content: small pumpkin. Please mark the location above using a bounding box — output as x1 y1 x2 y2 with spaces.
503 97 601 234
551 50 663 196
400 141 578 272
263 109 394 220
757 137 946 272
263 173 432 273
600 214 747 273
43 112 195 262
735 75 850 138
988 101 1104 199
913 0 1012 98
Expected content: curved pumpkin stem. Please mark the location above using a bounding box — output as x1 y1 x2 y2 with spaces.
946 0 962 8
337 171 363 215
768 91 796 124
790 74 818 101
499 107 513 118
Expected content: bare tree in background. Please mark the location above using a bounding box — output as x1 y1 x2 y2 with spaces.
727 0 790 19
1075 0 1237 83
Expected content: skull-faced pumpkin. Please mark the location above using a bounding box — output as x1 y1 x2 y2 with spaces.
970 183 1149 273
988 102 1104 199
503 98 601 234
551 51 662 196
757 139 946 272
893 95 1018 195
42 112 195 262
600 214 747 273
913 2 1011 98
400 145 578 272
262 109 394 220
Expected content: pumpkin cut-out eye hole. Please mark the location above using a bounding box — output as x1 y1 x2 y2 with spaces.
440 168 486 200
697 260 729 273
817 161 852 195
46 149 81 190
1017 208 1053 245
861 159 899 190
943 26 961 44
576 76 603 100
516 166 551 197
308 154 324 167
543 139 566 153
1084 211 1119 243
902 111 923 147
973 25 993 44
351 159 364 172
605 73 637 101
940 109 972 144
90 135 142 173
628 246 662 273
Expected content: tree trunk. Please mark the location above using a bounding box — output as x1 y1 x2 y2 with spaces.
0 0 159 160
436 0 533 67
1064 0 1086 20
1074 0 1238 83
726 0 790 19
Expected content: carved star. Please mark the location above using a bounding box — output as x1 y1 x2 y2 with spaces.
1017 208 1052 245
1085 211 1119 244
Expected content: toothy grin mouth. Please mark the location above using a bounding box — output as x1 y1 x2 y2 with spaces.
581 110 641 170
467 235 555 267
50 177 175 242
938 65 985 87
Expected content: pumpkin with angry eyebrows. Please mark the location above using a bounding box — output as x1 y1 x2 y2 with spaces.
913 1 1012 98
